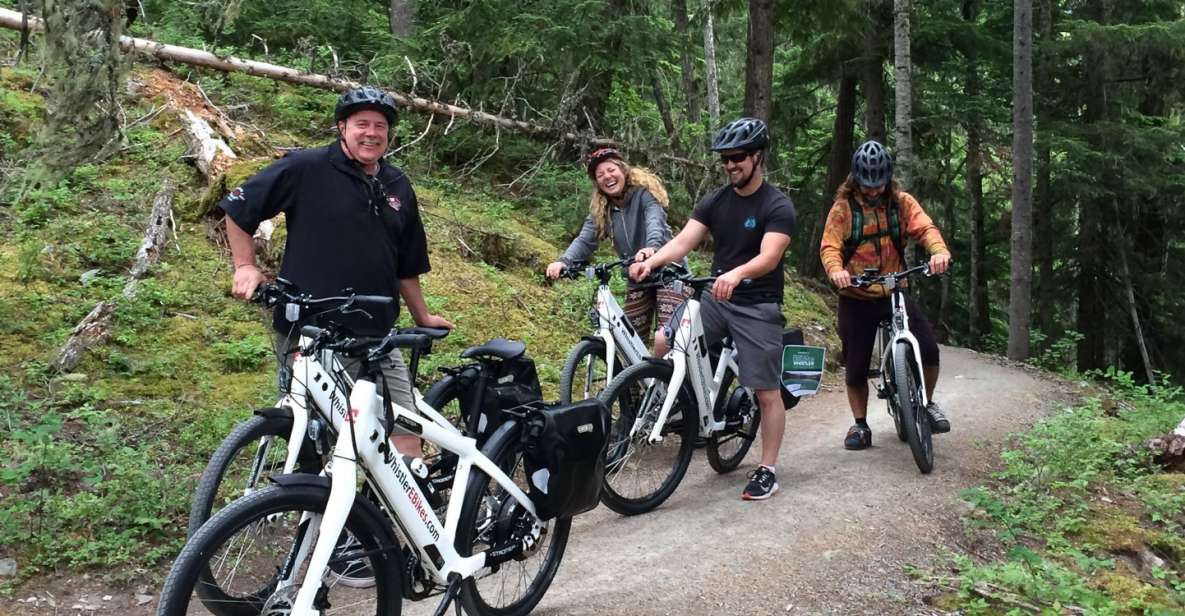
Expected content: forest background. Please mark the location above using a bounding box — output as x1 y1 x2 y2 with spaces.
2 0 1185 612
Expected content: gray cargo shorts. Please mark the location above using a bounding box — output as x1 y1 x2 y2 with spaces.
666 294 785 391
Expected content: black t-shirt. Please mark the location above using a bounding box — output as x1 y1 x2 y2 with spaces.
219 142 430 335
690 181 796 304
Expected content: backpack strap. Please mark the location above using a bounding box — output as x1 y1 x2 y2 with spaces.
841 195 906 267
841 198 864 266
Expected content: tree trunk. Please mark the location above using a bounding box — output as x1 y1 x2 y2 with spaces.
863 0 887 142
1007 0 1034 360
892 0 913 185
1111 199 1155 383
801 74 857 278
743 0 774 122
1076 0 1107 371
388 0 415 37
1034 0 1055 344
652 74 679 152
703 0 721 132
938 128 956 343
673 0 701 126
963 0 991 346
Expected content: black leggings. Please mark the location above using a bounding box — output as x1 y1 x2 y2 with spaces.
838 294 939 387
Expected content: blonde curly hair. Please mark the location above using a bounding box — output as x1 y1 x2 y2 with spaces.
588 161 670 239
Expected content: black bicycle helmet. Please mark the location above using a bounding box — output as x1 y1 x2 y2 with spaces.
851 140 893 187
334 86 398 124
710 117 770 152
586 146 625 178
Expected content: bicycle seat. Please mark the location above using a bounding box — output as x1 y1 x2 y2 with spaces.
460 338 526 361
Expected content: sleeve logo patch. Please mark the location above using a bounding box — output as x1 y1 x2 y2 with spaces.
228 187 246 202
387 195 402 211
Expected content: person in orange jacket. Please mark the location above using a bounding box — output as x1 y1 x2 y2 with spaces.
819 140 952 450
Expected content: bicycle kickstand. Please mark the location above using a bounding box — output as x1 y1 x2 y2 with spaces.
431 573 464 616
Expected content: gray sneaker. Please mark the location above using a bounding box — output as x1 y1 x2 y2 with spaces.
926 401 950 434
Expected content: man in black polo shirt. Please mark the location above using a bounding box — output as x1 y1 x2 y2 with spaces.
220 86 452 457
630 117 796 501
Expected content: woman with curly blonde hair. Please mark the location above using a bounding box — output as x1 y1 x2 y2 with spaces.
546 147 686 354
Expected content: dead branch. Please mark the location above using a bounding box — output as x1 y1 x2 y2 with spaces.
55 183 175 372
182 109 237 178
0 7 611 145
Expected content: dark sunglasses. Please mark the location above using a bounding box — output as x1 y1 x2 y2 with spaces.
719 151 750 164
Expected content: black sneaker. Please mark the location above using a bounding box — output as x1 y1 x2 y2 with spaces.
926 402 951 434
741 466 779 501
329 533 375 588
844 424 872 450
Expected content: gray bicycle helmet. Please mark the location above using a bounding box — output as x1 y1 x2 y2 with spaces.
334 86 398 124
710 117 770 152
851 140 893 187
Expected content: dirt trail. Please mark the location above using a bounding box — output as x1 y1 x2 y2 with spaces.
415 346 1073 616
4 346 1075 616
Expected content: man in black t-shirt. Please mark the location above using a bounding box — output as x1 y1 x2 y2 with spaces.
220 86 453 458
630 117 796 501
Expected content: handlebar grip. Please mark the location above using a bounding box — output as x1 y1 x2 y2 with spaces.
352 295 395 307
300 325 325 339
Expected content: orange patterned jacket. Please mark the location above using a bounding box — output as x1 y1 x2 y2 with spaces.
819 190 949 299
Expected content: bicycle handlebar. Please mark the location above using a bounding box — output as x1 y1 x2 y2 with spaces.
251 278 395 321
850 263 933 289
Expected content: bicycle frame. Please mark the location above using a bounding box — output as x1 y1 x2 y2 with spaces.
285 367 537 614
876 276 929 408
632 290 743 443
244 335 454 499
589 272 649 384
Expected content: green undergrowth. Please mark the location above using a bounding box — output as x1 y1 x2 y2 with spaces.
932 372 1185 614
0 69 839 590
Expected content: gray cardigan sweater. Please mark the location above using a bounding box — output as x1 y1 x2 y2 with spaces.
558 188 684 283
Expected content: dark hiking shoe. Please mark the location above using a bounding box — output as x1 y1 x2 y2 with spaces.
926 401 951 434
844 424 872 450
741 466 779 501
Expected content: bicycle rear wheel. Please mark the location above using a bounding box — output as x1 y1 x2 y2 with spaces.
457 423 571 616
598 360 697 515
706 369 761 473
893 342 933 473
158 484 401 616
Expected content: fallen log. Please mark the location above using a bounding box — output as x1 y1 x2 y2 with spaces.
54 183 174 372
182 109 237 179
0 7 608 145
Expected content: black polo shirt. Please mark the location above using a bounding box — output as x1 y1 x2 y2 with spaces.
691 181 796 304
219 141 430 335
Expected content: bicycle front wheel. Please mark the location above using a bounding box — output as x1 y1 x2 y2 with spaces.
893 342 933 473
598 360 697 515
188 411 322 537
558 339 612 404
457 423 572 616
159 484 401 616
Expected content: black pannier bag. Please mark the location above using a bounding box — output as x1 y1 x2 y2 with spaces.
462 354 545 441
521 398 610 520
781 328 804 410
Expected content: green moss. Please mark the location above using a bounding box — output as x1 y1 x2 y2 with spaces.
193 157 273 220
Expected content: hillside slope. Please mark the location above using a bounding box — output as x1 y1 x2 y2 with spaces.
0 64 837 588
